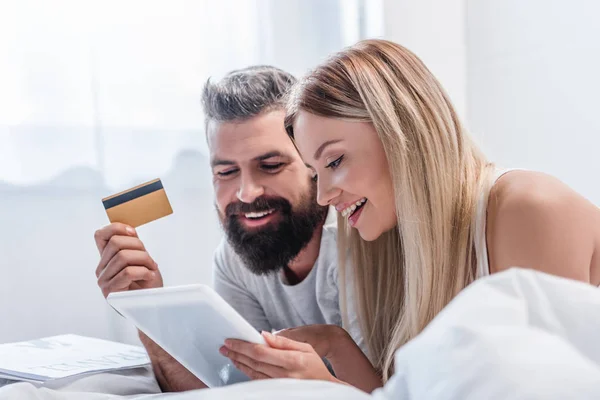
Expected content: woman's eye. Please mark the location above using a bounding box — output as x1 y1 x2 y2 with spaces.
262 163 285 172
325 155 344 169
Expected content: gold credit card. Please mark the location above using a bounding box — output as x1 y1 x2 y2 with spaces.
102 178 173 228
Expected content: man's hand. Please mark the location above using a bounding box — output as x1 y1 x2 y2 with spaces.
94 223 163 298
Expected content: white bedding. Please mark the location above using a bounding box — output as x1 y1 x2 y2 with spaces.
3 268 600 400
373 268 600 399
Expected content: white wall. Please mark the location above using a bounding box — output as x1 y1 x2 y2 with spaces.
381 0 468 120
0 155 220 345
379 0 600 205
467 0 600 205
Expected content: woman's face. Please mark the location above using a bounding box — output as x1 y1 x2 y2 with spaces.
293 111 397 241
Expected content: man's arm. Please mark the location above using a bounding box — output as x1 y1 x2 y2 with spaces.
94 223 208 392
139 332 207 392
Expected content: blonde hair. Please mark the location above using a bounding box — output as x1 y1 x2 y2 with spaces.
285 39 494 381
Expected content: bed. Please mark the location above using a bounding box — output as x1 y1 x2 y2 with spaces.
3 268 599 399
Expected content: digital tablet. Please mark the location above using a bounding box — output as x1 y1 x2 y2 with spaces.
107 284 265 387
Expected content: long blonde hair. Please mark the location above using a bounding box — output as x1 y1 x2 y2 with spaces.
285 39 494 381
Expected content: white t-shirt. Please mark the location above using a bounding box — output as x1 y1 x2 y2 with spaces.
212 215 366 357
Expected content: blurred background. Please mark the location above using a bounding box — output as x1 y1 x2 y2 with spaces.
1 0 599 345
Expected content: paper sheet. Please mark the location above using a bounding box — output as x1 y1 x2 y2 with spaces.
0 334 150 382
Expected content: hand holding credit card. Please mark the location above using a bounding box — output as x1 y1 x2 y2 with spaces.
102 178 173 228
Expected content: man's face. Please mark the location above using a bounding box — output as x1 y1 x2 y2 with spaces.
208 109 328 275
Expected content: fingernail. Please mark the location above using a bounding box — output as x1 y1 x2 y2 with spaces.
261 331 272 338
219 346 228 356
126 226 136 235
224 339 232 347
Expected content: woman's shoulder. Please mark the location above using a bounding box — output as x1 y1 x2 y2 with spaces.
485 170 600 283
491 168 599 208
487 169 597 236
492 168 566 196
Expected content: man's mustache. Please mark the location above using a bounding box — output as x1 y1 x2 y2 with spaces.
225 196 291 218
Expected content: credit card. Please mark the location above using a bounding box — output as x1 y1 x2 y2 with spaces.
102 178 173 228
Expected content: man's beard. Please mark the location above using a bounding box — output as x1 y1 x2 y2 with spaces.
219 181 328 276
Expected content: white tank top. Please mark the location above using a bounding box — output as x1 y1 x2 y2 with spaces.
474 168 519 278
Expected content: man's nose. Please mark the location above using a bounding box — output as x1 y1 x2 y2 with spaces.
236 173 265 204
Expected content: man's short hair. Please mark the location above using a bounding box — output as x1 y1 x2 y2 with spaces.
201 65 296 123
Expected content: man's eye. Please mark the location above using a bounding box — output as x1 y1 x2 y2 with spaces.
325 155 344 169
311 174 318 183
262 163 285 171
217 169 238 177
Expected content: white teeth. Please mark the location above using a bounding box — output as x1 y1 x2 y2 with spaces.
340 198 367 219
245 209 274 219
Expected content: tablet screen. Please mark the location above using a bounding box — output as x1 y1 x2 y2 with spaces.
107 284 264 387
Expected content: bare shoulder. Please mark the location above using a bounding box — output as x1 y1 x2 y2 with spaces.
489 170 594 214
488 170 598 224
486 170 600 284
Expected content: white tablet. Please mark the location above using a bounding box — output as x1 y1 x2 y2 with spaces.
107 284 265 387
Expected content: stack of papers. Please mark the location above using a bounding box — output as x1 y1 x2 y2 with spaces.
0 334 151 383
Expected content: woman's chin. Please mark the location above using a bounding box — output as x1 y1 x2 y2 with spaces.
356 226 381 242
356 222 398 242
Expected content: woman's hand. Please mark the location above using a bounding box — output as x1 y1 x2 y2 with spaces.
221 325 382 393
220 331 341 383
277 325 383 393
274 324 345 359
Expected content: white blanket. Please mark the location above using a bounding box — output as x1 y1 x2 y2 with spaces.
373 268 600 399
2 268 599 399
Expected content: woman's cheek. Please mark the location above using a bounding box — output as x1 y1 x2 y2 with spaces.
330 167 353 190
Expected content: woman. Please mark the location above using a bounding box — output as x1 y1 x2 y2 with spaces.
220 39 600 392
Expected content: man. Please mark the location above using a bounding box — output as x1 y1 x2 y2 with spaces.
94 66 363 391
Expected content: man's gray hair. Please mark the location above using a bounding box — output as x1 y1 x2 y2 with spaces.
201 65 296 123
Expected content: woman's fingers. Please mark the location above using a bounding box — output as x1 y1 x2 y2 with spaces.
223 339 295 369
230 360 270 380
220 346 286 378
262 331 314 352
222 336 336 383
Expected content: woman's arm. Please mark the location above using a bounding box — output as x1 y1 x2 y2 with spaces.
278 325 382 393
486 171 600 284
